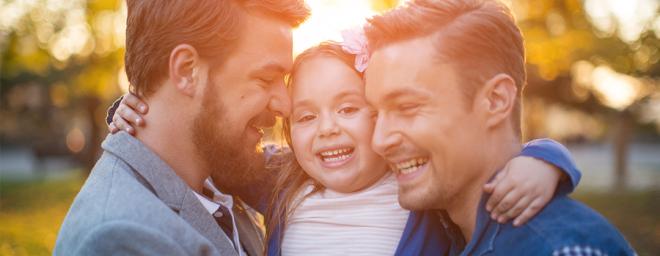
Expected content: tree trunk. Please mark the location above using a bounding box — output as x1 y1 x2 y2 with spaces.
613 109 633 190
82 96 102 173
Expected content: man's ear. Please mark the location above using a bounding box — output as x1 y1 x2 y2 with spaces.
478 73 518 129
169 44 199 97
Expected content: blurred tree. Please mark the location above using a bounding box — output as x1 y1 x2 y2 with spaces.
513 0 659 189
1 0 126 170
1 0 657 187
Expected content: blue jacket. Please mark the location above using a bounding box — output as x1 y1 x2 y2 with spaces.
267 139 582 256
438 189 635 255
433 139 635 256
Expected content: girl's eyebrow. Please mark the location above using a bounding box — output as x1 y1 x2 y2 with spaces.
333 89 363 102
292 88 364 111
292 99 314 110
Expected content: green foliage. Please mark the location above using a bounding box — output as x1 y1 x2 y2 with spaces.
517 0 658 84
515 0 659 77
1 0 125 99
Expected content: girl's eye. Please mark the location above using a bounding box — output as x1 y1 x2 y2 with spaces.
338 106 359 115
296 114 316 123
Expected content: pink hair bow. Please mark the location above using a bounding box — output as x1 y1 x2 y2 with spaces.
340 27 370 73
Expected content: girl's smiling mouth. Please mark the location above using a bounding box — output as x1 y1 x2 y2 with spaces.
316 146 356 168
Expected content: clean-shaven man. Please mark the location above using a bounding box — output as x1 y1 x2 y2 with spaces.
364 0 636 255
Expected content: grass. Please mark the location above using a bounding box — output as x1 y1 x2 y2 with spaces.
573 190 660 255
0 174 84 255
0 173 657 255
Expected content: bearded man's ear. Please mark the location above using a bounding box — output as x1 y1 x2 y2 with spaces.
169 44 200 97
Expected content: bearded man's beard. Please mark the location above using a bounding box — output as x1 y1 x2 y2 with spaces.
192 84 263 194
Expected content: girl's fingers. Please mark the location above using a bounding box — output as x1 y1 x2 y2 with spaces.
513 197 546 226
122 93 148 114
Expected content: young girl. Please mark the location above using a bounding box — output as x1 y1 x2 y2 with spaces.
108 36 580 256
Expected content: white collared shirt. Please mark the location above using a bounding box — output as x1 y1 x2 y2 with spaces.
193 179 246 256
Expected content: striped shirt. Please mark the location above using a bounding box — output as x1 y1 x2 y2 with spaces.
281 173 409 255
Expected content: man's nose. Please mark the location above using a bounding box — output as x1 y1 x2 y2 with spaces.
371 113 401 157
268 82 291 118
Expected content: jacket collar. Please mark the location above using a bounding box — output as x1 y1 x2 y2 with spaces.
438 170 504 256
437 193 500 256
460 194 499 256
101 132 238 255
233 199 266 256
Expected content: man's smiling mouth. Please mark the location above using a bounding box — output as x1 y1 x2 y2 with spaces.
392 157 429 174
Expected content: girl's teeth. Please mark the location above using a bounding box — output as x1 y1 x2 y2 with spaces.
319 148 354 162
320 148 352 157
323 153 351 162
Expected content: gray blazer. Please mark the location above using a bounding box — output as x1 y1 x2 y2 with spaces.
55 132 264 255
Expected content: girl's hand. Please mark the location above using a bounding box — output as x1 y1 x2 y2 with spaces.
483 156 564 226
108 93 149 135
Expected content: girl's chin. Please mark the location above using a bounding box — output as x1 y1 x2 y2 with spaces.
319 175 360 193
320 174 383 194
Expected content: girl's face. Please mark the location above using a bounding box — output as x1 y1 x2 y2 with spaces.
290 56 389 193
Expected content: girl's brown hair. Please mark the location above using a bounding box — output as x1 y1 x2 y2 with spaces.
264 41 362 253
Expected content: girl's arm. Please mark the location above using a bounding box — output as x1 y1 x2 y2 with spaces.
483 138 581 226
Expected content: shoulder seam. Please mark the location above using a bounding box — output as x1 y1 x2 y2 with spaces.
101 156 119 222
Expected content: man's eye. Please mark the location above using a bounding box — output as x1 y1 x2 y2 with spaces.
258 77 275 86
296 114 315 123
370 110 378 120
338 106 359 115
398 103 420 113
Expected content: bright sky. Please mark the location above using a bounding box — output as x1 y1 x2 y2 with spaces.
292 0 379 54
294 0 660 49
584 0 659 42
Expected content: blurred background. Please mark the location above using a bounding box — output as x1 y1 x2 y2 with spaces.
0 0 658 255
